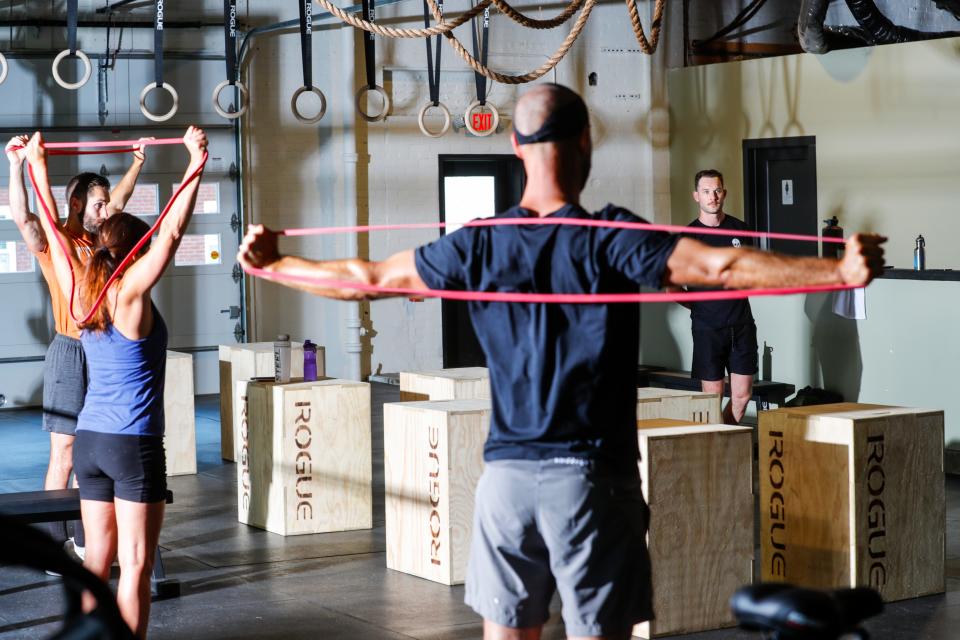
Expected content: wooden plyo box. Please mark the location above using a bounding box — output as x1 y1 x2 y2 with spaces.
383 399 490 585
238 379 371 536
218 341 317 461
399 367 490 402
632 420 753 638
636 387 722 424
759 403 945 602
164 351 196 476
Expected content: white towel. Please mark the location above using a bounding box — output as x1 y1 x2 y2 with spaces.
832 288 866 320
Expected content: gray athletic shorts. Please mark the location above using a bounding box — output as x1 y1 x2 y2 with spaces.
42 334 88 435
465 458 653 636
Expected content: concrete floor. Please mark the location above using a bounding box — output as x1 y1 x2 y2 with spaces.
0 383 957 639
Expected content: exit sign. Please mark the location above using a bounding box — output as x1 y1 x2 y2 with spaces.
471 111 494 132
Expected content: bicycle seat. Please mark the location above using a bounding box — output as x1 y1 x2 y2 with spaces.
730 583 883 639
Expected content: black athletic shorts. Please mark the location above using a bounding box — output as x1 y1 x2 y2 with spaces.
74 430 167 503
42 334 88 435
691 322 759 381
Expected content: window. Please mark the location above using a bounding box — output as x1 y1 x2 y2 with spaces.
121 184 160 216
174 233 222 266
0 241 35 274
172 182 220 214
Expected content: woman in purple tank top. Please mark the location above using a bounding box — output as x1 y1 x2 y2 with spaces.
26 128 206 639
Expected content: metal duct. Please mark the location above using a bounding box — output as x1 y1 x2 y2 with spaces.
799 0 960 53
798 0 831 54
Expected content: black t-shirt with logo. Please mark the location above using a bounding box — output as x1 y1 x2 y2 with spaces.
685 215 754 329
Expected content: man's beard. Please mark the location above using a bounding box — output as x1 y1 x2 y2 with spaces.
81 212 101 235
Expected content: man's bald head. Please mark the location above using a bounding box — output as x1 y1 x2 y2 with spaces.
514 84 588 141
511 84 592 194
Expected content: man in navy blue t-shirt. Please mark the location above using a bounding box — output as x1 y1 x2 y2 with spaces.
238 84 884 640
683 169 757 424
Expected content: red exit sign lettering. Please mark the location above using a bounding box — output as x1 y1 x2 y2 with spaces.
472 112 493 132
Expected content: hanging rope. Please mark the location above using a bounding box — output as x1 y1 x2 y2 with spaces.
625 0 666 54
490 0 584 30
428 0 598 84
305 0 663 84
312 0 489 38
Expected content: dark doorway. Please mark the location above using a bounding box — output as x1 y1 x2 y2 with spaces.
438 155 525 368
743 136 818 257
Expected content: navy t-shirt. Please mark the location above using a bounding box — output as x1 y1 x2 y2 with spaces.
414 203 678 470
685 215 754 329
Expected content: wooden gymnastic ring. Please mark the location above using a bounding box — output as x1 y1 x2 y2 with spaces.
212 80 249 120
291 86 327 124
52 49 92 90
139 82 180 123
417 102 451 138
355 85 391 122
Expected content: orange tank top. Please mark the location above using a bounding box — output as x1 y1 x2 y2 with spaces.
35 233 95 339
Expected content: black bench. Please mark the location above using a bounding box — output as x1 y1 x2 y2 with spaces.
637 366 795 410
0 488 180 599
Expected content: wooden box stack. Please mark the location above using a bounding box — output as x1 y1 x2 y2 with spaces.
218 341 319 461
164 351 196 476
383 399 490 585
633 419 753 638
759 403 945 602
238 378 371 536
399 367 490 402
636 387 721 424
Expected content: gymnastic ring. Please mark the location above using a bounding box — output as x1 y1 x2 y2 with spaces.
212 79 249 120
139 82 179 123
0 52 7 86
291 86 327 124
355 85 391 123
51 49 92 90
463 100 499 137
417 102 451 138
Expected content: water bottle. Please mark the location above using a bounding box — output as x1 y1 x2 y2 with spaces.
303 340 318 382
273 334 291 383
914 235 926 271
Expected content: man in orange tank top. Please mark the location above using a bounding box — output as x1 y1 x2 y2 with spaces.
5 135 149 562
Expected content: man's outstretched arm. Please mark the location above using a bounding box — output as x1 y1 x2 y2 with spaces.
663 233 886 290
5 136 47 254
238 224 430 301
108 138 151 214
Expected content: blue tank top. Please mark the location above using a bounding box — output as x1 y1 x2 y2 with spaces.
77 306 168 437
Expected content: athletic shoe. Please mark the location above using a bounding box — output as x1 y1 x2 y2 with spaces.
47 538 84 576
65 537 85 563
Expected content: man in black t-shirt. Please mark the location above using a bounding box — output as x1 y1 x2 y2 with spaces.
238 86 885 640
683 169 757 424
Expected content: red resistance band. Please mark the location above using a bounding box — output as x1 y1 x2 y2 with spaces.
22 137 207 326
245 218 861 303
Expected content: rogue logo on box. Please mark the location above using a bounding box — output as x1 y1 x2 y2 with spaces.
768 430 787 578
239 395 250 510
294 401 314 520
428 425 442 566
866 434 887 588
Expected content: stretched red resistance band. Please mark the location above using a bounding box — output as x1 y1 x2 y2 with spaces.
246 217 862 303
280 218 848 246
22 137 207 325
